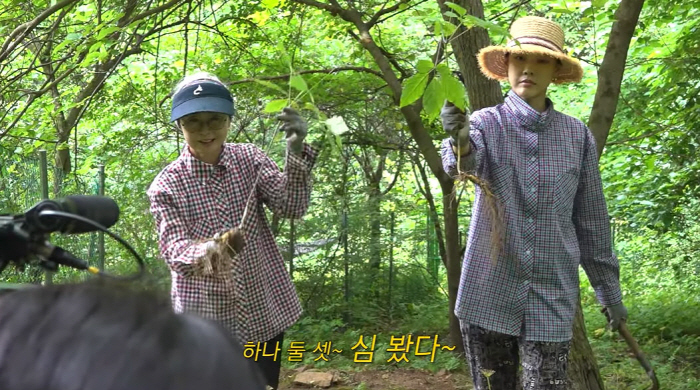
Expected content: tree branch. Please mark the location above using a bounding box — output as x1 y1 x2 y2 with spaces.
381 149 405 195
375 0 430 25
233 66 384 84
0 0 80 64
292 0 343 14
587 0 646 158
368 0 408 28
122 0 185 27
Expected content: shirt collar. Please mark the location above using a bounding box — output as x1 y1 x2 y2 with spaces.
503 90 554 132
180 144 232 182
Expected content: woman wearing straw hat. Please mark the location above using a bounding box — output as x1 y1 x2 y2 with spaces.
440 16 627 389
147 72 317 390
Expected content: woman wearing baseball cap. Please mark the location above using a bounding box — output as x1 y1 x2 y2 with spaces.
147 72 317 389
440 16 627 390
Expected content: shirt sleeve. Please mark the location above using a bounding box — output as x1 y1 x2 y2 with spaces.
573 128 623 307
255 143 318 219
441 114 486 178
147 183 211 277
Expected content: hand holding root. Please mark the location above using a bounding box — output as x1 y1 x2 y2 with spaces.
194 228 246 277
220 227 246 256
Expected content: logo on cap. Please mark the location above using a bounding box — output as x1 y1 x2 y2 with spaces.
193 85 203 95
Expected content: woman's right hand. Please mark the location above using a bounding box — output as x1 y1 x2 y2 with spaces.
193 228 245 277
220 228 245 256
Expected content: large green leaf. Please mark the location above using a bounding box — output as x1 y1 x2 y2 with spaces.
423 77 444 120
290 74 308 92
264 99 288 113
253 79 287 94
416 59 434 74
399 73 429 108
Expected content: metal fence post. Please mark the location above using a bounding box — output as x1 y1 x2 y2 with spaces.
39 150 53 285
98 165 105 271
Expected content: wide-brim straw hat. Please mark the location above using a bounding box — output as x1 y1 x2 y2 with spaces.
477 16 583 84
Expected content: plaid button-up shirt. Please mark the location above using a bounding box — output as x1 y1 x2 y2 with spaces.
442 91 622 342
147 142 317 343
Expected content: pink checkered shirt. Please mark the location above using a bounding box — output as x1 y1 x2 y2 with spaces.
147 142 317 343
443 91 622 342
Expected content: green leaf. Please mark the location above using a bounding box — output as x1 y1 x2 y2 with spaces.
53 38 72 53
261 0 280 8
442 73 466 110
416 59 433 74
399 73 429 108
436 63 451 78
264 99 288 113
276 42 292 71
444 2 467 17
253 79 286 94
461 15 509 37
423 78 445 120
290 74 308 92
440 20 458 36
434 20 443 36
645 155 657 170
335 134 343 150
303 101 321 116
96 26 120 40
444 11 459 19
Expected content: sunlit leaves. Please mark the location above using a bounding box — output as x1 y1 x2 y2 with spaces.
253 79 286 94
444 2 467 17
264 99 287 113
399 71 429 108
400 59 465 119
290 74 308 92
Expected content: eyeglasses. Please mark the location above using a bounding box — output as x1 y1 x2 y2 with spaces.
179 114 230 133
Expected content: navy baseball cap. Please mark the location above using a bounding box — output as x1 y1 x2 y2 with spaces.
170 80 235 122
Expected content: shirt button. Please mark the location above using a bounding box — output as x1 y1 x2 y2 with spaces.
525 250 532 256
528 217 533 223
530 156 536 162
530 187 536 193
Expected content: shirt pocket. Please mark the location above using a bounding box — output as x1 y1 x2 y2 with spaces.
489 164 514 212
553 169 580 219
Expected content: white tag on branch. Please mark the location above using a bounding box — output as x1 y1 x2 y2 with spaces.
326 115 349 135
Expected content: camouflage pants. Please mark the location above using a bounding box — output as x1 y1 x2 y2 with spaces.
461 323 571 390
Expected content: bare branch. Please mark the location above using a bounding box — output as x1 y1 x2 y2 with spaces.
232 66 384 84
368 0 408 28
156 66 385 106
0 0 80 64
293 0 343 13
381 149 405 195
488 0 533 20
376 0 430 25
122 0 185 27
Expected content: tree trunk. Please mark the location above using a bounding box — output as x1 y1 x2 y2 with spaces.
436 0 503 110
568 305 605 390
367 180 382 269
571 0 645 387
588 0 646 156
